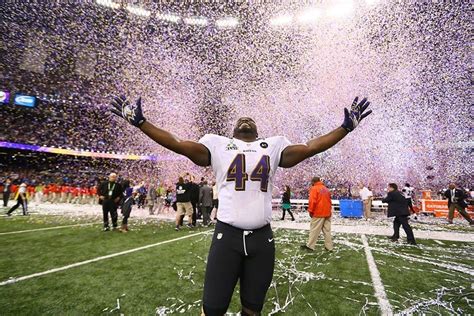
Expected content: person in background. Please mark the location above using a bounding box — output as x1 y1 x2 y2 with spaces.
189 176 200 226
383 183 417 244
81 185 87 204
147 182 157 215
175 176 193 231
120 189 137 233
302 177 333 251
35 183 44 204
469 187 474 205
359 185 373 220
7 183 28 216
51 183 59 203
137 182 147 208
27 184 35 203
3 178 11 207
71 185 81 204
211 181 219 222
98 173 123 231
199 180 213 226
89 185 98 205
85 186 93 204
402 183 416 219
122 180 132 199
42 184 50 204
281 185 295 221
60 184 68 203
164 186 174 212
155 181 166 214
444 183 473 225
197 177 206 220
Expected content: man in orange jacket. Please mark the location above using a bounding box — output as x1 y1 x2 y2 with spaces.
302 177 333 251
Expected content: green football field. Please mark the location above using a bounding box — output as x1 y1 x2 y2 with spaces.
0 215 472 315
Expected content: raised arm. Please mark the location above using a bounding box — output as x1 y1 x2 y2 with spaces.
111 96 210 167
279 97 372 168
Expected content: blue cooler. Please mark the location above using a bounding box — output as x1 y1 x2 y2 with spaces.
339 199 363 218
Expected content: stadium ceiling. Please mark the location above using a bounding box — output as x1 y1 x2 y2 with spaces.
94 0 379 28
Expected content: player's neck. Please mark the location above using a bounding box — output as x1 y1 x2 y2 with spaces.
233 132 257 143
234 135 257 143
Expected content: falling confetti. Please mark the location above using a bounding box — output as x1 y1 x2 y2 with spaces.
0 2 472 191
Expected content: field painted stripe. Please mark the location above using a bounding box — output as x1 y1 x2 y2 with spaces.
361 234 393 316
0 231 206 286
0 223 96 235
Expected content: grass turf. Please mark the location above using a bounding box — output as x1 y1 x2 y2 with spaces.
0 215 472 315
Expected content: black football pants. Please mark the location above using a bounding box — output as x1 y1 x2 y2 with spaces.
203 221 275 315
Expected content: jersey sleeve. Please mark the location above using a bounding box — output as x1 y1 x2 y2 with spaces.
198 134 220 166
276 136 292 166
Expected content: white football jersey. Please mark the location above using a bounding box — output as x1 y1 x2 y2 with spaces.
402 186 414 199
199 134 291 229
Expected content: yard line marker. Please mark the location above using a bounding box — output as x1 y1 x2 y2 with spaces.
433 240 444 245
0 223 96 235
361 234 393 316
0 231 206 286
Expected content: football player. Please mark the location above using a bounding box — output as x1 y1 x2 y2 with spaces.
111 96 372 316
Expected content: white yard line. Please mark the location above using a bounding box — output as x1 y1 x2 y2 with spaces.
0 231 206 286
361 234 393 316
0 223 96 235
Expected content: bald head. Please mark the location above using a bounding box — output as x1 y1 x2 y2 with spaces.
109 173 117 182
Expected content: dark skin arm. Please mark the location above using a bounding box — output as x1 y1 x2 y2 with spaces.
279 127 348 168
139 121 210 166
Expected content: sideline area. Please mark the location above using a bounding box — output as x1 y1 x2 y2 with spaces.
9 202 473 242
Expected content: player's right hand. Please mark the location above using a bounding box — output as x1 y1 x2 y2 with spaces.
111 95 146 127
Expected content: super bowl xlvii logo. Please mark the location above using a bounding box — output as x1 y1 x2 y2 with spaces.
226 140 239 151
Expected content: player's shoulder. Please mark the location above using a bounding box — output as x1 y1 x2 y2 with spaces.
261 136 291 146
199 134 230 144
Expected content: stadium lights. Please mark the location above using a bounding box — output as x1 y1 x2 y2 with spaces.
96 0 120 9
269 14 293 26
156 13 180 23
126 4 151 18
297 8 322 24
184 16 208 26
215 17 239 29
326 1 355 18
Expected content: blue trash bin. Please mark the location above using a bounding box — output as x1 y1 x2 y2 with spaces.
339 199 363 218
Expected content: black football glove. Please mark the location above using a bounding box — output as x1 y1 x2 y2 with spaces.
111 95 146 127
341 97 372 132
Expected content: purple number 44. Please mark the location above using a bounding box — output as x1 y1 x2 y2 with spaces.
226 154 270 192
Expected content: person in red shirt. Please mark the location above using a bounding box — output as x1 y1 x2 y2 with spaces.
48 184 57 203
11 184 18 196
80 186 88 204
42 184 49 202
54 184 62 203
60 185 69 203
27 185 35 202
71 186 81 204
89 186 98 204
302 177 333 251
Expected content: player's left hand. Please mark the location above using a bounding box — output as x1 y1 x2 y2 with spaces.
111 95 146 127
341 97 372 132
